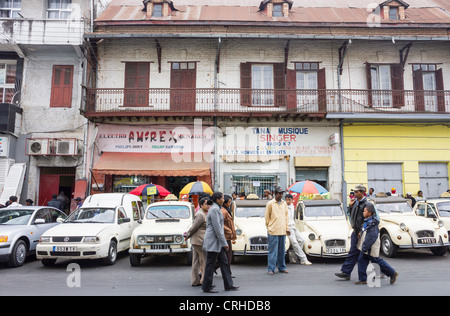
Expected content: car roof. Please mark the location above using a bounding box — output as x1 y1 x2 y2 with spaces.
234 199 269 207
421 198 450 203
300 199 342 206
368 196 409 204
148 201 193 207
0 206 57 211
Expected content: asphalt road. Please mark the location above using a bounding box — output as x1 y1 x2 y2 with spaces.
1 248 450 297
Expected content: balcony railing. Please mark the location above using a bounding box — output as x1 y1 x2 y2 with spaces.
84 88 450 116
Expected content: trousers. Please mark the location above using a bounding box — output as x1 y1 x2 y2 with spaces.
267 234 286 272
202 247 234 291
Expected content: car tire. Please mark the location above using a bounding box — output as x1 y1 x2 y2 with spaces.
8 240 27 268
102 240 117 265
41 259 57 267
430 246 447 256
381 233 397 258
129 253 141 267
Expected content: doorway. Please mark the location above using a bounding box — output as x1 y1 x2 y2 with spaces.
39 167 75 213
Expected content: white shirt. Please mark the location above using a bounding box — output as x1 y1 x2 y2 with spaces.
287 203 295 228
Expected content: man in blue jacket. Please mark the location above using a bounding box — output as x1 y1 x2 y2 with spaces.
355 203 398 285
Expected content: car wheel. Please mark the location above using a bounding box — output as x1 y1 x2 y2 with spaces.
430 246 447 256
381 233 397 258
41 259 57 267
129 253 141 267
102 240 117 265
8 240 27 268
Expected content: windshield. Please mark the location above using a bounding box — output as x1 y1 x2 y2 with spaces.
0 209 34 225
235 206 265 218
146 205 190 219
305 205 343 217
437 202 450 217
376 202 413 214
66 208 116 223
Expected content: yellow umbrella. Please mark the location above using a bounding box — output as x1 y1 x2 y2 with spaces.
180 181 213 196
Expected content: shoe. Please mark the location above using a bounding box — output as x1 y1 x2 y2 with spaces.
192 284 202 287
301 260 312 265
355 281 367 285
267 271 274 275
335 272 350 280
226 285 239 291
390 272 398 285
279 270 289 273
203 288 219 293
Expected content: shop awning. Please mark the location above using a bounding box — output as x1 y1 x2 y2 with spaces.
93 152 211 177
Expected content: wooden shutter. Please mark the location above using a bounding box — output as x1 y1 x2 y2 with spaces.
413 68 424 112
365 62 373 107
124 62 150 107
240 63 252 106
274 63 285 107
435 68 445 112
50 65 73 107
391 64 404 108
286 69 297 111
318 68 327 112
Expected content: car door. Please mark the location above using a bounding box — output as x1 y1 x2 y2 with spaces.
117 206 132 252
31 209 57 251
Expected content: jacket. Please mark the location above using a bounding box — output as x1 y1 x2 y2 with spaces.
203 202 228 253
221 207 237 241
185 209 207 247
47 198 63 211
348 197 369 233
265 198 289 236
357 216 381 258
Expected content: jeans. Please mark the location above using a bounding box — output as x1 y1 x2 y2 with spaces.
340 231 359 276
267 234 286 272
358 252 396 282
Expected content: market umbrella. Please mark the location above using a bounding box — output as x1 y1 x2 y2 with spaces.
287 180 330 202
129 184 170 197
179 181 213 196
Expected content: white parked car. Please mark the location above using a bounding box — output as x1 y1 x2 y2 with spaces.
36 193 144 266
129 201 195 266
232 199 290 258
294 199 352 258
369 196 449 257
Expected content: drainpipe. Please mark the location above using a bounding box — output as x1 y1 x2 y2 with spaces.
213 38 222 191
340 120 347 208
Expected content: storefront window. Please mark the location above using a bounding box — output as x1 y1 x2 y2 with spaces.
113 175 151 193
232 175 278 198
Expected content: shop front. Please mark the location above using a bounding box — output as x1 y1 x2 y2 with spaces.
90 124 213 200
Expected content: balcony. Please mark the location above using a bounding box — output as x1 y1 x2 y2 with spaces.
84 88 450 119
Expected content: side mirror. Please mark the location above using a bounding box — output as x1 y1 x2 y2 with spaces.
34 218 46 224
119 217 131 224
57 217 64 223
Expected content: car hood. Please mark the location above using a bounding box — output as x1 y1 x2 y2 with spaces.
234 217 267 236
134 218 192 235
303 219 351 239
380 213 439 230
42 223 111 237
0 224 29 235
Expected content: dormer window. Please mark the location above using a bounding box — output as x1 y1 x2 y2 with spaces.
389 6 399 20
379 0 409 21
272 4 283 17
142 0 178 18
152 3 162 17
258 0 293 18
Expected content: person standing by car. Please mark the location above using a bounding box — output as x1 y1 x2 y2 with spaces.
335 184 369 281
220 195 237 276
47 194 63 211
265 186 290 275
202 192 238 293
285 194 311 265
355 203 398 285
185 197 211 287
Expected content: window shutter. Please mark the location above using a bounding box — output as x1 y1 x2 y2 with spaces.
286 69 297 111
391 64 404 108
274 63 285 107
124 62 150 107
365 62 373 107
318 68 327 112
413 68 424 112
50 65 73 107
435 68 445 112
240 63 252 106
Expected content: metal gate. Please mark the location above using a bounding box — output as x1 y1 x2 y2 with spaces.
419 163 449 199
231 175 278 198
367 163 403 196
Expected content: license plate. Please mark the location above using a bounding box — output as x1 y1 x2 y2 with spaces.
326 247 346 254
53 246 77 252
150 245 170 250
418 238 436 244
250 245 268 251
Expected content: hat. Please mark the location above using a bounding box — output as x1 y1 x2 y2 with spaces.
353 184 366 192
274 186 285 193
391 187 396 193
74 197 82 202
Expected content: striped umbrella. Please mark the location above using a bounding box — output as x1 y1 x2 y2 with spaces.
129 184 170 197
288 180 329 195
179 181 213 196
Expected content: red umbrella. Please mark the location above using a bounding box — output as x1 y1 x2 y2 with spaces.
129 184 170 197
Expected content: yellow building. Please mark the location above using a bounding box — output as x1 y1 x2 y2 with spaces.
343 123 450 200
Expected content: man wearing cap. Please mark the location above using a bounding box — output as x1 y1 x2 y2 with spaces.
335 184 369 280
265 186 290 275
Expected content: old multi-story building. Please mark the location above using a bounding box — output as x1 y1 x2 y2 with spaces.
80 0 450 204
0 0 107 208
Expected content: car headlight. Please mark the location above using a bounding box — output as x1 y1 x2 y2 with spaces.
39 236 51 243
0 235 8 243
236 229 243 236
438 220 445 228
83 236 100 243
175 235 183 243
399 223 408 231
138 236 146 244
308 233 316 241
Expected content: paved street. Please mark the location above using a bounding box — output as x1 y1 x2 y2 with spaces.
1 248 450 297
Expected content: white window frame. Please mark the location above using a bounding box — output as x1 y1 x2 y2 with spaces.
251 64 274 106
370 64 392 107
47 0 72 19
0 0 21 18
0 62 16 103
